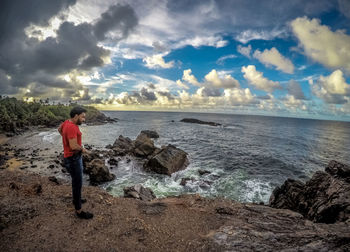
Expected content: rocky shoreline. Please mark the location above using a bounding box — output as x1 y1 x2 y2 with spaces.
1 162 349 251
1 129 350 251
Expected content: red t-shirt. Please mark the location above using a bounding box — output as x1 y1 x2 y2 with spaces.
61 120 82 158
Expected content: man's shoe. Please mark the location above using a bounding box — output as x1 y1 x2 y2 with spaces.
76 211 93 219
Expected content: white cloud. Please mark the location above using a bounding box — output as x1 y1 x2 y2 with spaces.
224 88 257 105
204 69 240 89
311 69 350 104
143 53 174 69
176 80 189 90
216 54 237 65
241 65 281 92
182 69 200 86
253 47 295 74
234 29 287 44
291 17 350 72
237 45 252 58
175 35 228 49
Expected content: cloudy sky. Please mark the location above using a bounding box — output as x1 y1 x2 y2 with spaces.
1 0 350 121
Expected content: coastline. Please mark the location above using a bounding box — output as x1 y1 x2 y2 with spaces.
1 121 350 251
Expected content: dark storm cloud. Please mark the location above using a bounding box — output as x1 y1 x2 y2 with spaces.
93 4 138 41
0 1 138 99
0 0 77 45
140 87 157 101
287 80 307 100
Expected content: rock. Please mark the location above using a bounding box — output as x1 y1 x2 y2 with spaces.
144 145 189 175
19 166 28 170
85 159 115 184
30 165 37 168
138 202 167 215
269 160 350 223
123 184 156 201
48 176 60 185
112 135 134 154
140 130 159 139
47 164 55 169
198 169 211 175
180 177 195 186
108 157 119 167
9 182 19 190
325 160 350 180
133 133 156 157
180 118 221 127
32 184 42 195
216 206 234 215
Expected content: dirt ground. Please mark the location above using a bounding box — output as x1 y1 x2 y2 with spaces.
1 168 350 252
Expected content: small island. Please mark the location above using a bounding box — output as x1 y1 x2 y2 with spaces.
180 118 222 127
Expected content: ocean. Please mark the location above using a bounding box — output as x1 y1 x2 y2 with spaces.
34 111 350 204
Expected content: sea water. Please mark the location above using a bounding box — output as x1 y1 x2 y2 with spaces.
38 111 350 203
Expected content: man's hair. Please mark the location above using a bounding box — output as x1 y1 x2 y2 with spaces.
70 106 87 118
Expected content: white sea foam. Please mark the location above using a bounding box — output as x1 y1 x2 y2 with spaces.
240 179 272 203
38 131 60 143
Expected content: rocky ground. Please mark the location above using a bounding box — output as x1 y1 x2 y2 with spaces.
1 132 350 251
1 168 350 252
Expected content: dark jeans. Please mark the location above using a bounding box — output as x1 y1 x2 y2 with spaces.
64 153 83 211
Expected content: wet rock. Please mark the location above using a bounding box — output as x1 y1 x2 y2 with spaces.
133 133 156 157
108 157 119 167
105 144 113 149
180 118 221 127
198 169 211 175
180 177 195 186
47 164 55 169
140 130 159 139
269 160 350 223
85 159 115 184
123 184 156 201
144 145 189 176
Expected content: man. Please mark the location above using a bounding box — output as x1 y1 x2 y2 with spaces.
58 106 93 219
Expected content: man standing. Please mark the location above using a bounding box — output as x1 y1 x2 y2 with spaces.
58 106 93 219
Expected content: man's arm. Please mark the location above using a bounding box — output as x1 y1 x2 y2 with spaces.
68 138 90 154
58 123 63 136
68 138 83 152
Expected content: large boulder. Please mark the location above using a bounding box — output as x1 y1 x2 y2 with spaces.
269 160 350 223
133 133 156 157
123 184 156 201
144 145 189 175
112 135 134 155
85 159 115 184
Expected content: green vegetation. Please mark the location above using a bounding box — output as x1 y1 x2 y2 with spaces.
0 96 108 133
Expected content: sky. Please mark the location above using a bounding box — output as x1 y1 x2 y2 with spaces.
1 0 350 121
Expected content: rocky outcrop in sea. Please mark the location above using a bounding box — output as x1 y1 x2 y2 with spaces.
269 160 350 224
